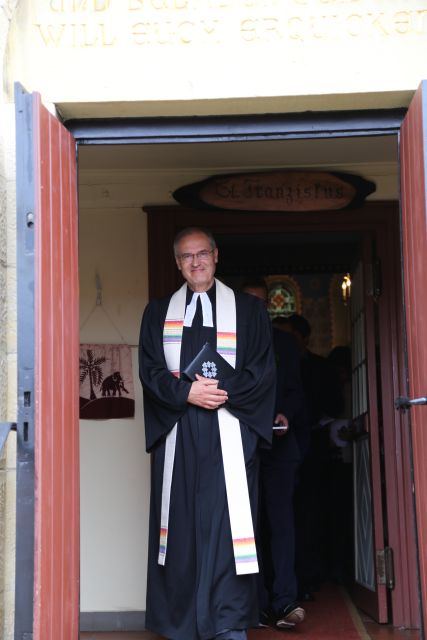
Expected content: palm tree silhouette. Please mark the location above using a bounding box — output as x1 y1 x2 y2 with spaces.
80 349 106 400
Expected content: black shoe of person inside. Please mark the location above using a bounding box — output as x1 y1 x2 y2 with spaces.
256 608 281 629
275 602 306 629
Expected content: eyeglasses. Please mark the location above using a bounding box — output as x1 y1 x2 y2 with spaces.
178 249 214 264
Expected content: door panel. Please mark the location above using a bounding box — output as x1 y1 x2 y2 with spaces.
351 257 388 622
354 436 375 588
400 80 427 631
15 85 80 640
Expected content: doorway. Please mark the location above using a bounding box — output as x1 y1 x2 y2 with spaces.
76 128 418 628
142 200 413 626
77 122 417 629
16 88 427 639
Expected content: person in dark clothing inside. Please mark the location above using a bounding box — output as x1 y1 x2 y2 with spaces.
139 230 276 640
326 345 356 586
242 281 306 630
277 313 344 601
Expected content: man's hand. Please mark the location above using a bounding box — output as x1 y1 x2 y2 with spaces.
187 374 228 410
273 412 289 437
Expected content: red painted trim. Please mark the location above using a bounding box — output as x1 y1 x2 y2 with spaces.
33 92 80 640
361 234 388 623
376 211 420 628
400 81 427 632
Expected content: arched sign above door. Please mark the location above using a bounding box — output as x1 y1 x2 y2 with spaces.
173 170 376 212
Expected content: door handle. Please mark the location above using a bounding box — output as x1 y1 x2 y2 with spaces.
395 396 427 412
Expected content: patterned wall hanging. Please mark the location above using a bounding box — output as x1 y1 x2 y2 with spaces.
79 344 135 419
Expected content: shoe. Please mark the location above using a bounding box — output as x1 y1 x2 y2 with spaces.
256 609 276 628
275 602 305 629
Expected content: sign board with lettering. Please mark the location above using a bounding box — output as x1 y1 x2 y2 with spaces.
173 171 376 212
4 1 427 116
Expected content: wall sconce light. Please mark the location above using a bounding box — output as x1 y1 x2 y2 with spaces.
341 273 351 305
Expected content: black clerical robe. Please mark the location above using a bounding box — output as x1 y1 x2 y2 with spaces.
139 284 276 640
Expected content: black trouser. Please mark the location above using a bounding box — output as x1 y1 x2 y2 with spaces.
294 429 330 592
258 454 299 612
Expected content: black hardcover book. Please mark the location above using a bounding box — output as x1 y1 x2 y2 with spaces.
182 341 235 381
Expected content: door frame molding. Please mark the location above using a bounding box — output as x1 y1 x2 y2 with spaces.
15 83 37 640
65 106 418 628
66 108 405 145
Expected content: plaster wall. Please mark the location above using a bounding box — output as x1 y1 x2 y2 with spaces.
78 205 149 612
0 3 20 639
4 0 427 119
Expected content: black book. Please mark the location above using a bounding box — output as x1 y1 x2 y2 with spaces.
182 341 235 382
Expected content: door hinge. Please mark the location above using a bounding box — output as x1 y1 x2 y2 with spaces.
376 547 395 589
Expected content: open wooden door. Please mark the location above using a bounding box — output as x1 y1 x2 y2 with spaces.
400 79 427 633
350 252 388 623
15 85 80 639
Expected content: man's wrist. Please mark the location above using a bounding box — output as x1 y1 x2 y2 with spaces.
179 379 192 402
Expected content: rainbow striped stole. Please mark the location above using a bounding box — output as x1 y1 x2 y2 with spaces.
160 279 258 575
234 537 258 565
163 319 184 342
163 319 184 377
217 331 237 359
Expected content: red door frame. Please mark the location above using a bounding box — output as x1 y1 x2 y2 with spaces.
145 202 419 628
350 234 387 622
16 94 424 635
34 92 80 640
15 86 80 640
400 80 427 633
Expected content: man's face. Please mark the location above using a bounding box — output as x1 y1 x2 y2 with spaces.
175 232 218 292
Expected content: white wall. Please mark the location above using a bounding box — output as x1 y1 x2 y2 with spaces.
79 207 150 612
5 0 427 117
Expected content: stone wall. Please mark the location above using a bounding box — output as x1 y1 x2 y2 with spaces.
0 2 20 639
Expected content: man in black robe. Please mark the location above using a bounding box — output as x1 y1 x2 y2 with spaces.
139 227 276 640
